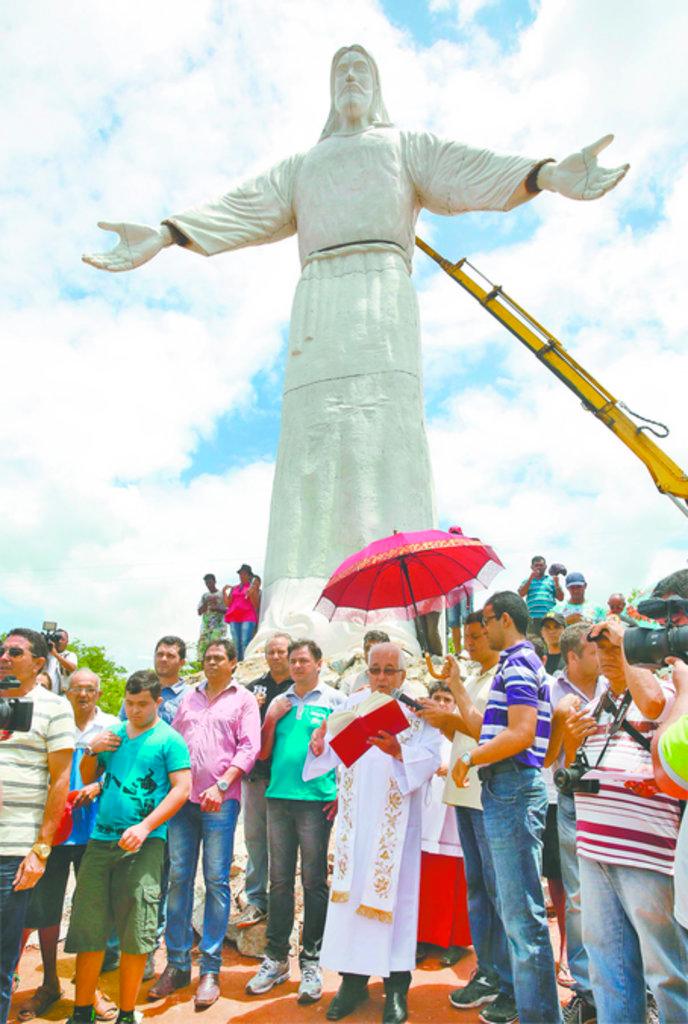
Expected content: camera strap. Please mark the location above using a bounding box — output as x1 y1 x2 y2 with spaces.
592 690 650 770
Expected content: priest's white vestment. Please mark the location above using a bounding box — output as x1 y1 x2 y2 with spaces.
302 688 441 977
168 128 533 655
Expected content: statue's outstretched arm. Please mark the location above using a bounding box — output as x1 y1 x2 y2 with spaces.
82 222 175 273
506 134 629 209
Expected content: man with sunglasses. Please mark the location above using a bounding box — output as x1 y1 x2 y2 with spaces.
0 629 74 1024
304 641 440 1024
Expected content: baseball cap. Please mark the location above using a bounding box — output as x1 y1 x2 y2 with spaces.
541 612 566 627
566 572 587 586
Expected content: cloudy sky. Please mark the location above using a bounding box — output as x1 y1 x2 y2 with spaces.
3 0 687 669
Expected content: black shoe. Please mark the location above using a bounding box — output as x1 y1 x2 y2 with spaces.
326 979 369 1020
415 942 430 964
440 945 469 967
479 992 518 1024
383 990 408 1024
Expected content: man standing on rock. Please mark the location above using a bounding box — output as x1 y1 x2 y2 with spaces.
305 642 440 1024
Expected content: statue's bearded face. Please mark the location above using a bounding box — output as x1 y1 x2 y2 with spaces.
333 50 374 123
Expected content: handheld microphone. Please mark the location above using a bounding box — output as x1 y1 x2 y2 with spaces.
391 688 424 713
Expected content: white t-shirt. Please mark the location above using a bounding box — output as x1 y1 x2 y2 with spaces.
46 650 77 693
0 685 75 855
443 662 498 811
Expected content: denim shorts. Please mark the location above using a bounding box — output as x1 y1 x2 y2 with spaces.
65 838 163 954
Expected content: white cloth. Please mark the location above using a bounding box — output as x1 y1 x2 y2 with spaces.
169 128 533 657
75 706 119 747
46 650 77 694
443 662 498 810
421 736 461 856
303 687 441 976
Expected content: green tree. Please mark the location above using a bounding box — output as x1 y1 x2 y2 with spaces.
68 638 128 716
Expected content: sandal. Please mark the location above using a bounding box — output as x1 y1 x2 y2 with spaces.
16 983 62 1021
94 990 118 1021
557 962 574 988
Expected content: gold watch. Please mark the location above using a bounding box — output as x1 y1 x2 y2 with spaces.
31 842 52 860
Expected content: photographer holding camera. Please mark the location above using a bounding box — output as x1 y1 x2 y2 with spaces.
558 584 687 1024
0 628 74 1024
45 628 77 695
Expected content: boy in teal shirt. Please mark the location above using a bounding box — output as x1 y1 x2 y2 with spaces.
65 671 191 1024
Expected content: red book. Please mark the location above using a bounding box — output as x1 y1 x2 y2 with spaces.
329 698 409 767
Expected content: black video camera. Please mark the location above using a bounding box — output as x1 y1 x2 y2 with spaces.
622 597 688 667
0 677 34 734
42 619 63 649
554 749 600 796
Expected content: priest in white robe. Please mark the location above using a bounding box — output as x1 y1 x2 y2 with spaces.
83 45 628 658
303 642 441 1024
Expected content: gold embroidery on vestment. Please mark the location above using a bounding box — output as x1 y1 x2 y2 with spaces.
356 903 393 924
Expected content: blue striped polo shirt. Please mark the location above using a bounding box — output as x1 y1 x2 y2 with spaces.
479 640 552 768
520 574 557 618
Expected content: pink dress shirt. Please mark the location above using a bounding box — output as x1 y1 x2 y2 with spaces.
172 681 261 803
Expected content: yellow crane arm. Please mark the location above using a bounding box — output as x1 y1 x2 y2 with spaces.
416 236 688 520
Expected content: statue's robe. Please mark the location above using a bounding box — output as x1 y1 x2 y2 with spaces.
168 128 533 655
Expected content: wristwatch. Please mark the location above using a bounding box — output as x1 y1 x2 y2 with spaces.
216 778 230 793
31 842 52 860
459 751 473 769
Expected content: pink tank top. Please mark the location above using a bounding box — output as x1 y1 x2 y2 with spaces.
224 582 257 623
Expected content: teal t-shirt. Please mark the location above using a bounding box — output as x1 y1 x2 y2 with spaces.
93 719 190 841
266 702 337 801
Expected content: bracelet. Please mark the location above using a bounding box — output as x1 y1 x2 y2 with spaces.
160 220 191 247
524 158 555 195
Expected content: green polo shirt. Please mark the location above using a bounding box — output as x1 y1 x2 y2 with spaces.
265 683 342 801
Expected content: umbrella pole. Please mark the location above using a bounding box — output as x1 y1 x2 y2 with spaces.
400 556 429 653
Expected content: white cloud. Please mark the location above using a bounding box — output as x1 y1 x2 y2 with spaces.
2 1 687 666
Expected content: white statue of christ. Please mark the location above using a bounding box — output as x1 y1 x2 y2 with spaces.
84 45 628 657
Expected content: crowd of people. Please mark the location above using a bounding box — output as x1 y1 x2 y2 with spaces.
0 560 686 1024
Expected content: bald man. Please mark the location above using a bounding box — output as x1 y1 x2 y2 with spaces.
305 642 441 1024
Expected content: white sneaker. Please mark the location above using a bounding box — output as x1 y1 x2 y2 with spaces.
245 956 290 995
298 960 323 1004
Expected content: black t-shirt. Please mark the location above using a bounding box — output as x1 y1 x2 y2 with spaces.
545 652 563 675
245 671 292 780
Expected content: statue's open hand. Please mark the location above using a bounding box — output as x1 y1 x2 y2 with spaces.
82 221 167 273
542 135 629 201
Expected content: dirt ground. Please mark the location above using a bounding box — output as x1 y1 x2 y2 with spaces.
10 923 570 1024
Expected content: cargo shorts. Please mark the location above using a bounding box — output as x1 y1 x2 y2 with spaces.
65 837 164 955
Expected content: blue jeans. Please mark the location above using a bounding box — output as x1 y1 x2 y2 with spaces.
0 856 30 1024
242 777 269 913
580 856 688 1024
454 805 513 996
557 793 592 1000
266 798 331 963
229 620 256 662
482 764 562 1024
166 798 239 974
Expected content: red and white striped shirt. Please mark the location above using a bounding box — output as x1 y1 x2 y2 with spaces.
574 682 680 876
